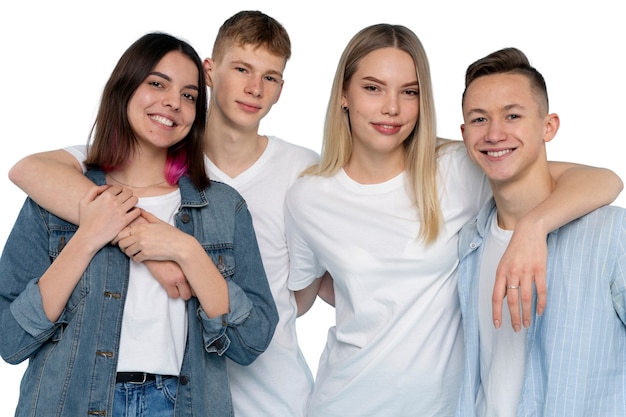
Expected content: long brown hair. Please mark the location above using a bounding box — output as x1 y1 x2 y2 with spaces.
85 32 209 190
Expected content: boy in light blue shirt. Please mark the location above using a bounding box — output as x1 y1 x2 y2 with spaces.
456 47 626 416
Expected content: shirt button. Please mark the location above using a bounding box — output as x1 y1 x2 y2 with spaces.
180 213 191 223
469 242 477 250
179 375 189 385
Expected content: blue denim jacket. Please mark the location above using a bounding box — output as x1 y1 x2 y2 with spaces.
0 170 278 417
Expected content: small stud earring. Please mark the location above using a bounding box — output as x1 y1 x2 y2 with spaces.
342 105 348 112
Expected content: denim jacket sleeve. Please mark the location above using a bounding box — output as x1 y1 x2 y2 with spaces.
191 193 278 366
0 198 63 364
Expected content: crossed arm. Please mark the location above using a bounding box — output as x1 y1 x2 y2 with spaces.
9 149 194 299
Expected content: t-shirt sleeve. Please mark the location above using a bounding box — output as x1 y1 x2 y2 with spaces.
438 141 492 218
63 145 88 174
284 181 325 291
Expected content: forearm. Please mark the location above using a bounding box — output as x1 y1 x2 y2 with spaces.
535 163 623 232
38 233 99 322
9 150 90 224
317 272 335 307
295 277 323 317
178 239 229 318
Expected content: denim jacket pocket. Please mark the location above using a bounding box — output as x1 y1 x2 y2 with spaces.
204 244 235 280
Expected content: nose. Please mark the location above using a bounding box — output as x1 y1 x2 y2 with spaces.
485 119 506 142
244 75 263 97
164 90 181 112
381 93 399 116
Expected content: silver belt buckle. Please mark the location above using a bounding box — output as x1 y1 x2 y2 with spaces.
129 373 147 384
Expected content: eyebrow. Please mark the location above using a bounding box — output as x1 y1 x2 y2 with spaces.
231 60 284 78
465 103 525 116
361 76 419 88
148 71 199 91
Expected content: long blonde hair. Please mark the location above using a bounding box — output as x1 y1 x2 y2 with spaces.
303 24 444 243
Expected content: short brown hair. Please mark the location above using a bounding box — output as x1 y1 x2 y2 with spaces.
211 10 291 64
463 47 549 112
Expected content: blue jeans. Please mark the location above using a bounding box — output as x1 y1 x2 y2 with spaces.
113 375 178 417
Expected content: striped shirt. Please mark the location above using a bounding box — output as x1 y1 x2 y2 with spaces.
456 200 626 417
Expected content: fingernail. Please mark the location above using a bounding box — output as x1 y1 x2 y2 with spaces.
524 320 530 328
494 320 500 329
537 307 544 316
514 324 520 332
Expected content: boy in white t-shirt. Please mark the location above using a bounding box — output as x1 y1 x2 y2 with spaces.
9 11 318 417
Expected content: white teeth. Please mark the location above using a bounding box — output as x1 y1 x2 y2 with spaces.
487 149 512 157
150 115 174 127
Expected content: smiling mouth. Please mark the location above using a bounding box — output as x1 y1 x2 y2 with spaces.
150 115 175 127
485 149 513 157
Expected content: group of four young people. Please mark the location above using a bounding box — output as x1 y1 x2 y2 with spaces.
2 9 622 417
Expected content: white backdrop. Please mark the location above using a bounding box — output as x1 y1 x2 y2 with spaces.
1 1 624 413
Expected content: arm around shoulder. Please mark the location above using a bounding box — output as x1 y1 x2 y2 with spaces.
493 162 623 331
9 149 94 224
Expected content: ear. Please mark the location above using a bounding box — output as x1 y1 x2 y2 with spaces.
203 58 214 88
341 92 348 110
460 123 468 143
543 113 560 143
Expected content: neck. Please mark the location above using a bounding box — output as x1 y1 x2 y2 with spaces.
107 149 174 196
204 122 268 178
491 168 555 230
344 147 405 184
108 173 167 188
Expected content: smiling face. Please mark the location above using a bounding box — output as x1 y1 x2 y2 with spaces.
204 44 285 132
127 50 199 152
342 47 419 164
461 72 558 186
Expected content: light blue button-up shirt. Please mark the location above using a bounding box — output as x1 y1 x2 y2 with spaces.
457 199 626 416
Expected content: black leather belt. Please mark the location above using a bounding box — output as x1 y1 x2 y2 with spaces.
116 372 157 384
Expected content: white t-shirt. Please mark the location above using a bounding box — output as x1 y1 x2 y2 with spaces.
66 136 319 417
116 190 187 376
476 214 527 417
205 136 318 417
285 142 491 417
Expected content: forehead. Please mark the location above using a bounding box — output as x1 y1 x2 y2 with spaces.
152 51 199 81
464 73 539 109
354 47 417 80
219 43 286 72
